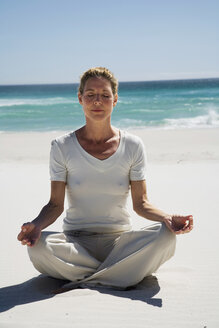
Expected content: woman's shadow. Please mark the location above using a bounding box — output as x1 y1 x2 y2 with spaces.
0 274 162 313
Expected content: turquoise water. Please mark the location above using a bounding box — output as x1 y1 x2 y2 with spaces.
0 79 219 132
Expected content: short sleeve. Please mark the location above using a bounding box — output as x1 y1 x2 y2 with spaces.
130 138 147 181
49 140 67 182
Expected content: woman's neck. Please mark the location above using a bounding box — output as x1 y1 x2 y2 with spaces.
78 123 119 143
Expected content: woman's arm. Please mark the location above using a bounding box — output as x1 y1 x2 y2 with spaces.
17 181 66 246
32 181 65 230
130 180 193 234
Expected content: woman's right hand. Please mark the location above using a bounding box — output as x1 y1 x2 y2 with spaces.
17 222 41 247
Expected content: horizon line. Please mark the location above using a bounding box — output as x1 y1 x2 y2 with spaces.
0 76 219 87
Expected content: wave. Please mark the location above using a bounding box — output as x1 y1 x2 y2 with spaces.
163 109 219 129
128 108 165 113
0 97 78 107
114 109 219 130
115 118 146 129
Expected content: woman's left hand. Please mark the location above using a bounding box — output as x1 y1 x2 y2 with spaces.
164 215 193 234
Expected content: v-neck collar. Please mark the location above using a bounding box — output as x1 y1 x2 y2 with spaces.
71 130 124 170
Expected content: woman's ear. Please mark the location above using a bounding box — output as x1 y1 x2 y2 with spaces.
78 92 83 105
113 94 118 107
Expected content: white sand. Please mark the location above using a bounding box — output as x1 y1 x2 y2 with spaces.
0 128 219 327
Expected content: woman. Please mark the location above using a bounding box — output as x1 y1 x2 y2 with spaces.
17 67 193 290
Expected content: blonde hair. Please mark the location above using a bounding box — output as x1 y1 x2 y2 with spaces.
78 67 118 96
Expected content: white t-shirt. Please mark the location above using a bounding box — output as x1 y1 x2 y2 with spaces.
50 130 147 232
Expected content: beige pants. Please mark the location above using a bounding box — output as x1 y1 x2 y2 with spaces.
28 223 176 288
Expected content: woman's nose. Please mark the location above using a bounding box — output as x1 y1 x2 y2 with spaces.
94 94 101 104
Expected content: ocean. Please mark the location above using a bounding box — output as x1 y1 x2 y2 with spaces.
0 78 219 132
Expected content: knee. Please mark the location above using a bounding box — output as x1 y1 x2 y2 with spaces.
27 231 50 258
159 223 176 248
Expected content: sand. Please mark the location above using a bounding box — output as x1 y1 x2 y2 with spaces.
0 128 219 327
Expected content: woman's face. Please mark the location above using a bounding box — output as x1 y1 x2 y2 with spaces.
78 77 118 123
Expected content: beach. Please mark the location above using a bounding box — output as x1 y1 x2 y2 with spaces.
0 127 219 327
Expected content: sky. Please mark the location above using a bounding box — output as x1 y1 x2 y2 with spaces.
0 0 219 84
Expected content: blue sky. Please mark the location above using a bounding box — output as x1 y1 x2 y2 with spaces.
0 0 219 84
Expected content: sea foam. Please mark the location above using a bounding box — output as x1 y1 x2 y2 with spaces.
164 109 219 129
